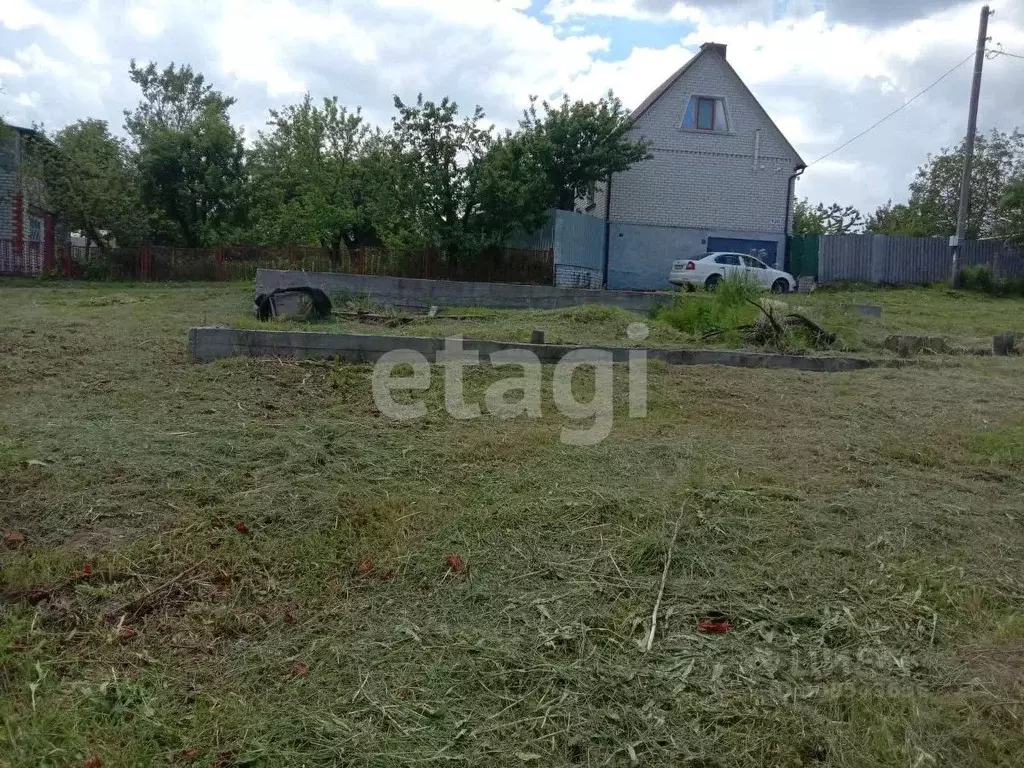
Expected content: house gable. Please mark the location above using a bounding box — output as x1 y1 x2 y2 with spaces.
630 47 802 167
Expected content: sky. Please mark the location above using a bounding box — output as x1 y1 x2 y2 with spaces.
1 0 1023 214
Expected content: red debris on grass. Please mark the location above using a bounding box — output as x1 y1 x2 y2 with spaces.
26 588 52 604
354 557 374 576
78 563 94 579
292 662 309 678
182 748 200 760
380 569 395 581
697 619 733 634
79 760 102 768
3 530 26 548
234 522 249 535
118 626 137 642
445 555 467 574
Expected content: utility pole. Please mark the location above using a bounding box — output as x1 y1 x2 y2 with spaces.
950 4 993 286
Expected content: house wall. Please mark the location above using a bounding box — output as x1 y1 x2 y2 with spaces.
606 220 787 290
0 131 19 241
0 129 55 273
579 51 797 240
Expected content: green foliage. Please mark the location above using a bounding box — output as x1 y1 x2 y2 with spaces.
793 199 865 235
30 119 145 249
515 93 651 211
1000 179 1024 247
715 270 765 307
125 60 246 247
658 273 761 340
958 265 1024 297
248 94 374 256
866 199 932 236
878 129 1024 239
363 95 494 257
958 265 995 294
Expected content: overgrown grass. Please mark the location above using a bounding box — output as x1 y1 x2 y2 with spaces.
3 280 1024 766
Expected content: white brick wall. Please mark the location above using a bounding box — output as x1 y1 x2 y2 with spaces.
577 50 799 234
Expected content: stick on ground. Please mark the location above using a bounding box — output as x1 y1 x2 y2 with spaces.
645 502 687 653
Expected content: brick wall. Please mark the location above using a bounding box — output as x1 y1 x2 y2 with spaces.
578 50 798 236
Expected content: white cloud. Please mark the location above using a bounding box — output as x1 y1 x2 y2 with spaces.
0 58 25 78
0 0 1022 214
15 43 72 78
16 90 41 108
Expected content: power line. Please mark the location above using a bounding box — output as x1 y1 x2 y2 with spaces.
807 51 976 167
986 47 1024 60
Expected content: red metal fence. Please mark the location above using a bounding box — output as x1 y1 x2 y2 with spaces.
31 243 554 285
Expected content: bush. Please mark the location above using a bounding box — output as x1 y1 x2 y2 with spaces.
658 273 762 340
958 265 1024 297
714 270 764 307
959 265 994 293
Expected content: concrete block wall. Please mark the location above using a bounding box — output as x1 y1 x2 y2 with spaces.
255 269 666 313
555 265 602 289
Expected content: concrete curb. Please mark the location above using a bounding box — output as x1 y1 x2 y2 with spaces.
254 269 667 313
188 327 881 373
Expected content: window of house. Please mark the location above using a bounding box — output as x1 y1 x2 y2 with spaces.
29 217 43 243
682 96 729 132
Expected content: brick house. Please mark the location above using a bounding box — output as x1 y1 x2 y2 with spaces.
0 124 57 275
576 42 806 284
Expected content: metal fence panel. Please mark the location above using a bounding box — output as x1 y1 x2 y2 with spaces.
879 236 946 284
819 234 874 283
818 234 1023 284
961 240 1024 278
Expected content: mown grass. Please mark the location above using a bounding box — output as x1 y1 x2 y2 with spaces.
2 280 1024 767
235 281 1024 355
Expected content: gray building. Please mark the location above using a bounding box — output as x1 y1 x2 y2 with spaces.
576 42 805 284
1 124 56 275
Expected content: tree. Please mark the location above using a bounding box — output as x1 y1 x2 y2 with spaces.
364 95 494 259
902 129 1024 239
248 94 374 257
511 93 651 212
32 119 144 250
124 60 246 246
999 179 1024 246
865 199 929 236
792 198 864 235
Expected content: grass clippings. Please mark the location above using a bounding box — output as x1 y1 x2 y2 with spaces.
2 279 1024 766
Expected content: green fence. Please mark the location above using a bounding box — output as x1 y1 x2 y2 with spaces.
787 235 820 278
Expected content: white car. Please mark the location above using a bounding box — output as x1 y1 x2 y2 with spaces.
669 252 797 293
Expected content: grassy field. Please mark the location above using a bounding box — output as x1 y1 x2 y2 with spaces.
2 280 1024 767
235 283 1024 354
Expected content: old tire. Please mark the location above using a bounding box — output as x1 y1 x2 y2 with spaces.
771 278 789 294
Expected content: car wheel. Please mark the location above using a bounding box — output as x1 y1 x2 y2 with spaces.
685 283 696 293
704 274 721 291
771 278 789 294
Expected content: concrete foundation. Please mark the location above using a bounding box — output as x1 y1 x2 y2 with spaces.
189 327 880 372
254 269 667 313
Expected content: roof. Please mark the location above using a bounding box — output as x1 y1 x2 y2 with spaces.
1 123 40 137
629 44 806 168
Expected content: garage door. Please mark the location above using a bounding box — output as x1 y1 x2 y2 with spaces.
706 237 778 268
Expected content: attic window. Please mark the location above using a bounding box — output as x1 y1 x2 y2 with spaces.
682 96 729 132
